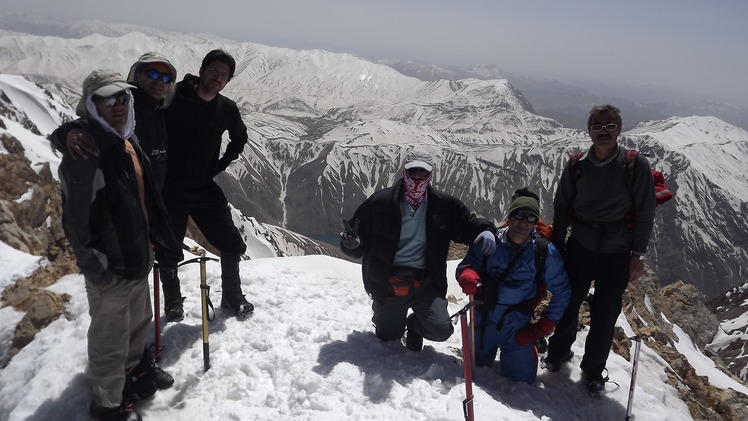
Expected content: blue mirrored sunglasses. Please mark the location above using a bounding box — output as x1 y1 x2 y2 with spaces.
145 68 173 83
511 210 538 224
93 92 130 107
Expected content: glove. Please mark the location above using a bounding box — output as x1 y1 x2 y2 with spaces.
515 315 556 347
339 218 360 249
473 230 496 256
457 267 481 296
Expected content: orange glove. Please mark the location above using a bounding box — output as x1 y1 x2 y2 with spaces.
515 315 556 347
457 267 481 296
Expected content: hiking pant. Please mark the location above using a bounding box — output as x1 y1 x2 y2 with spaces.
160 181 247 297
371 284 453 343
546 236 630 377
85 274 152 408
474 309 537 384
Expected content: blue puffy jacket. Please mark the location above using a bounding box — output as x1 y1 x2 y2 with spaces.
457 227 571 326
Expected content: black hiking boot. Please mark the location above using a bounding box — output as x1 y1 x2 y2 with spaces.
123 371 157 402
221 293 254 318
583 370 610 397
405 314 423 352
90 401 141 421
164 297 185 323
543 350 574 372
160 267 184 323
130 348 174 390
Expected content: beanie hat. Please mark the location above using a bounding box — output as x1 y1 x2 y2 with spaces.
126 51 177 84
508 186 540 217
403 148 434 172
75 69 136 117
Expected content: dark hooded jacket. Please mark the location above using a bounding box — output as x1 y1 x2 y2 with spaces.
341 179 495 299
58 120 182 284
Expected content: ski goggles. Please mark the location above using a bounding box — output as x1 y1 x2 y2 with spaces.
144 68 173 83
590 123 618 131
510 210 538 224
93 92 130 107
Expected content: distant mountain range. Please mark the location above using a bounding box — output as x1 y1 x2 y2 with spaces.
1 20 747 298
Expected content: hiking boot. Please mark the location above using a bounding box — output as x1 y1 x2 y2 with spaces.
584 371 609 396
131 348 174 390
123 372 157 402
164 297 185 323
543 350 574 372
405 314 423 352
90 401 142 421
160 267 183 323
221 293 254 318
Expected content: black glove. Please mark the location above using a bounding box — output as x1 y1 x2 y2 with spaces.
339 218 360 249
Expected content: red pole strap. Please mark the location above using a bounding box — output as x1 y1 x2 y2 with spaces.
461 312 475 421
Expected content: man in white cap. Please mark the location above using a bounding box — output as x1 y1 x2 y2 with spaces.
58 69 181 421
340 148 496 351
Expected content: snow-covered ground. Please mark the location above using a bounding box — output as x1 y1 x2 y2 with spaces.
1 246 721 421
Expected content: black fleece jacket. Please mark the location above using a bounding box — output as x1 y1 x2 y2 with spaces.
341 179 495 299
163 74 248 189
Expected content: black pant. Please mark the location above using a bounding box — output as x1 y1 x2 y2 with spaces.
161 181 247 294
546 237 630 377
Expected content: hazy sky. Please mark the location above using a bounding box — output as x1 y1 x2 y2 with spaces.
5 0 748 106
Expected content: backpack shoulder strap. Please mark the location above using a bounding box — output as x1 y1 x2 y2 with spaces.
534 236 548 286
569 151 584 183
625 149 639 184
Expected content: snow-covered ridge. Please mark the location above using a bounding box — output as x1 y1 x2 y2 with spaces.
2 24 747 298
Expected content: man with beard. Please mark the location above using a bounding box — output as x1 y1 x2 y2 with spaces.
544 104 656 395
340 148 496 351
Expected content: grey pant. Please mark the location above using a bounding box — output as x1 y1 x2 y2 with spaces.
85 274 152 408
371 284 453 343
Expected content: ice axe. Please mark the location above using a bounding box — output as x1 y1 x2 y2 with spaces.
179 248 218 372
152 260 162 362
450 299 483 421
625 335 643 421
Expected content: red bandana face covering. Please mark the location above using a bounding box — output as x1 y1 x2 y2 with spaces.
403 168 432 209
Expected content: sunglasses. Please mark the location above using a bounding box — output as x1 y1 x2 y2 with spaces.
590 123 618 132
144 68 173 83
93 92 130 107
406 167 431 178
511 210 538 224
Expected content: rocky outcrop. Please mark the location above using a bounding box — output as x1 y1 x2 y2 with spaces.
618 273 748 420
0 132 73 365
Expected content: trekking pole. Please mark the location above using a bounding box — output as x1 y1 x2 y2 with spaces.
468 294 476 378
178 249 218 372
625 335 642 421
153 260 162 362
450 300 483 421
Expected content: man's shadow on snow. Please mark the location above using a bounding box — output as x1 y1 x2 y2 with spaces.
25 373 89 421
313 330 465 403
471 361 628 420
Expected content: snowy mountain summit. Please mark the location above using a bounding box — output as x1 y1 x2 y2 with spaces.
1 20 748 420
